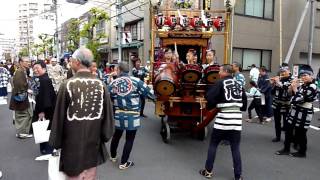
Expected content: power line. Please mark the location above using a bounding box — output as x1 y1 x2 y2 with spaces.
110 1 148 19
123 5 143 18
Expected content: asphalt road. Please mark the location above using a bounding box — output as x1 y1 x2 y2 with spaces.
0 100 320 180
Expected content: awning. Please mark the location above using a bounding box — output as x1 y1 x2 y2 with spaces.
111 41 144 50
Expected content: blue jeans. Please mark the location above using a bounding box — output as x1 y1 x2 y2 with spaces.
205 129 242 179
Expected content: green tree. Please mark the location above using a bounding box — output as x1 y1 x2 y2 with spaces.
31 43 43 59
66 18 80 53
38 34 54 58
18 47 29 57
80 7 109 64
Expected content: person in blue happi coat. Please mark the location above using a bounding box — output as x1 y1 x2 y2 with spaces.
108 62 155 170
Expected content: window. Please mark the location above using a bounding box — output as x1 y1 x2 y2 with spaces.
232 48 272 70
131 24 138 40
235 0 274 20
316 9 320 29
96 20 105 35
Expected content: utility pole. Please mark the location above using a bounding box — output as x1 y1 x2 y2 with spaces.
279 0 283 65
53 0 59 59
117 0 123 62
308 0 315 65
284 1 310 64
26 16 31 58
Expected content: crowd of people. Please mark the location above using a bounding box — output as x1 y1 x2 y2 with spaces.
0 47 153 179
0 46 320 179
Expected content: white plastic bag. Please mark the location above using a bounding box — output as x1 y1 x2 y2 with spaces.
48 151 67 180
32 119 51 144
0 98 7 105
7 83 12 93
261 93 266 105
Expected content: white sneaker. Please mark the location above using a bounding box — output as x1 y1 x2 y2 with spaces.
109 157 117 163
16 133 33 139
119 161 134 170
245 118 252 122
265 118 272 122
35 154 51 161
0 170 2 178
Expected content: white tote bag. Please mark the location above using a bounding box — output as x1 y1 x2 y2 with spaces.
261 93 266 105
32 119 51 144
48 151 67 180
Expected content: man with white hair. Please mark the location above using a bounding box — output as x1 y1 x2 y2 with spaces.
49 47 114 179
47 57 65 91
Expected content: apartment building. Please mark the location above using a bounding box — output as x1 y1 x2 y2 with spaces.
17 0 55 51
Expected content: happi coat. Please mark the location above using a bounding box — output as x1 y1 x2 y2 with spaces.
206 76 247 131
49 71 114 176
108 73 155 130
287 82 317 129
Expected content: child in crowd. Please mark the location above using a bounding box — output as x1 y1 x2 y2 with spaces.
246 81 264 123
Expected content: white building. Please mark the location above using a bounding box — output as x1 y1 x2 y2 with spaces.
18 0 55 51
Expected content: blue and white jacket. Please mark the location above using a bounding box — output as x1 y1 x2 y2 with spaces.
108 73 155 130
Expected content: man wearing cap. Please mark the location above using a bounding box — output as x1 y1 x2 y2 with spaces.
276 65 317 158
270 65 293 142
47 57 65 92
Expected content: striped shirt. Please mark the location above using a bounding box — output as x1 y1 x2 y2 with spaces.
214 104 243 131
206 76 247 131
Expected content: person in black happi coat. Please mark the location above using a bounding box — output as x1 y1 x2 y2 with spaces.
49 47 114 179
276 65 317 158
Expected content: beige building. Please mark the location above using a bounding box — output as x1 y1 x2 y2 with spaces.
144 0 320 75
230 0 320 74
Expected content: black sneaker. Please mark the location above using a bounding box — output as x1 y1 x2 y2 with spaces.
275 149 290 155
234 177 244 180
290 152 306 158
119 161 134 170
199 169 213 179
140 114 147 118
293 144 299 151
272 138 280 142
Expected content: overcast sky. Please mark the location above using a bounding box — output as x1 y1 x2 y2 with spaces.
0 0 99 39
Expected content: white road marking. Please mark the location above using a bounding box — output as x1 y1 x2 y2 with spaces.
310 125 320 131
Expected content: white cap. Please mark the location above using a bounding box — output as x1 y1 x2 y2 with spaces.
51 58 57 62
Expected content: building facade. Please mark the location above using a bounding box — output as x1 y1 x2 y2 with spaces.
144 0 320 76
17 0 55 52
109 0 145 70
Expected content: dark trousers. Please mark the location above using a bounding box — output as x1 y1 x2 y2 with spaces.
284 124 308 155
205 129 242 179
140 95 145 116
110 129 137 164
262 94 273 118
273 108 288 139
248 98 263 122
40 142 54 155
